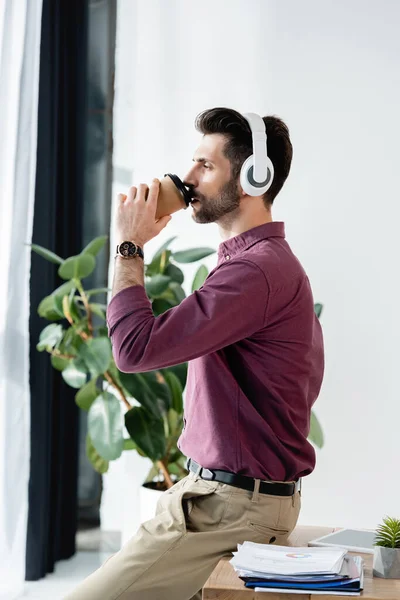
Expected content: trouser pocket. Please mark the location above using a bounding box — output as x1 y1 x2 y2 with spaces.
154 476 220 534
245 491 300 544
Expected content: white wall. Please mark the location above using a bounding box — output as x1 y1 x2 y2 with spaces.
102 0 400 535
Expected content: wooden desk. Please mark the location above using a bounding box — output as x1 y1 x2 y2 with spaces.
202 526 400 599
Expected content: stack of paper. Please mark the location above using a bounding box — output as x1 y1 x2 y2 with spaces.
230 542 364 595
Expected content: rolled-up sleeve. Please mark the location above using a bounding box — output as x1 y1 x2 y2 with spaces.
106 258 269 373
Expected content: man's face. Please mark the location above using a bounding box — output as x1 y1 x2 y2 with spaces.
183 134 242 224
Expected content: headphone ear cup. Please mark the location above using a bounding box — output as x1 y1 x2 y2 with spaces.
240 155 256 196
240 155 274 196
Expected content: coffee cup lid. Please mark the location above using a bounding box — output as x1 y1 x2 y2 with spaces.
164 173 192 207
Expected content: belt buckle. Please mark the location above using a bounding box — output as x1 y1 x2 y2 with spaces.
190 460 202 476
200 467 215 481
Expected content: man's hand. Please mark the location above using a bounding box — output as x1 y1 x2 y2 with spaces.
116 179 172 247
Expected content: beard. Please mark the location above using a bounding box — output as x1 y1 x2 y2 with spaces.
191 177 241 224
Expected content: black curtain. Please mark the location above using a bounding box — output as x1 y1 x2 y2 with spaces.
26 0 89 580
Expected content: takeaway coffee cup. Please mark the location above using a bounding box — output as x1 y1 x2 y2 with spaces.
119 174 192 220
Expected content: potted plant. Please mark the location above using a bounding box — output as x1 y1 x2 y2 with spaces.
373 516 400 578
30 234 325 509
30 235 214 494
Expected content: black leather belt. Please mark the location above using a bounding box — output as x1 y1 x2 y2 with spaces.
187 458 300 497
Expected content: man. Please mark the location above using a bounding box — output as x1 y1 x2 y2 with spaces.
66 107 324 600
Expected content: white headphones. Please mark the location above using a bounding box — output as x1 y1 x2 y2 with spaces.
240 112 274 196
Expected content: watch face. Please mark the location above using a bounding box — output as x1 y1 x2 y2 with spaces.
119 241 137 257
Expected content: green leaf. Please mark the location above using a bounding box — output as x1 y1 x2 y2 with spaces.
88 303 107 320
78 337 112 378
97 325 109 337
119 372 163 419
75 379 98 411
168 450 185 465
123 437 147 456
164 263 184 284
125 406 166 461
82 235 108 257
86 433 109 474
374 517 400 548
48 286 80 321
37 324 64 352
314 303 323 319
167 460 187 478
167 408 181 437
153 236 177 258
53 280 76 298
169 282 186 303
62 358 88 389
145 274 172 297
172 247 215 263
64 290 81 322
30 243 64 265
37 281 77 321
51 355 70 371
88 391 124 460
146 250 172 277
176 454 188 470
308 411 324 448
156 288 178 306
58 253 96 280
123 438 137 451
107 360 122 387
152 298 174 316
59 326 84 355
168 453 189 478
161 369 183 413
86 287 111 297
38 296 64 321
52 294 66 318
192 264 209 291
143 372 171 412
168 363 188 390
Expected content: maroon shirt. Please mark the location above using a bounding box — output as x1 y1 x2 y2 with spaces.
107 222 324 481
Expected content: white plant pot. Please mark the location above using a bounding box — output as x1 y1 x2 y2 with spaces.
373 546 400 578
121 483 163 547
120 452 153 547
139 483 164 524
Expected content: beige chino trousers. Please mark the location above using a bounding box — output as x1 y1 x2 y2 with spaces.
65 470 301 600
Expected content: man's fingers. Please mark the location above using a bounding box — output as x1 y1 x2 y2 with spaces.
126 187 137 203
146 178 160 209
125 181 158 206
136 183 149 203
155 214 172 234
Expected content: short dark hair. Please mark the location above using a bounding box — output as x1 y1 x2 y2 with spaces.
195 107 293 205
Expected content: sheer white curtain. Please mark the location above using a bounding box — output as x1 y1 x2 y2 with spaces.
0 0 43 597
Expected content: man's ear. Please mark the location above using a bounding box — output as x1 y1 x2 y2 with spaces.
238 180 246 197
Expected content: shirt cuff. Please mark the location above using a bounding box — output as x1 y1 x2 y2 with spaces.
106 285 152 336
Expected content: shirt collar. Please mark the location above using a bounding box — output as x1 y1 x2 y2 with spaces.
217 221 285 263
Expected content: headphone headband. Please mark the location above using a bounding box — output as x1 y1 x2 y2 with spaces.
240 112 274 196
242 113 269 183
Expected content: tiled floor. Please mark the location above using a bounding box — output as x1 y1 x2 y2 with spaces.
22 529 120 599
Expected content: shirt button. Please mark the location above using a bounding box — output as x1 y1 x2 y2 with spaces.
225 255 230 260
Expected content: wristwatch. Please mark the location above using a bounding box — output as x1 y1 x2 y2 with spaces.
115 241 144 260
